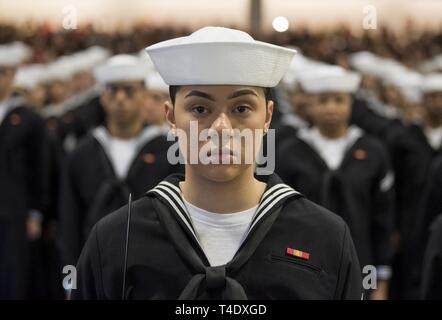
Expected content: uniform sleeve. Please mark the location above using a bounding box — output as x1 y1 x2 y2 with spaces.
70 224 105 300
58 153 85 268
371 144 395 278
334 223 363 300
420 216 442 300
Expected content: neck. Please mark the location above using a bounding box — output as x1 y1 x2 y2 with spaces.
180 166 266 214
107 120 143 139
317 124 348 139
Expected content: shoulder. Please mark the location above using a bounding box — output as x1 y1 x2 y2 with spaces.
276 196 356 274
68 133 100 161
13 105 44 127
277 134 308 155
357 133 390 160
281 196 349 244
94 196 158 246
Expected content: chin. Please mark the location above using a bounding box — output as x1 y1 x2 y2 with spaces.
197 164 245 183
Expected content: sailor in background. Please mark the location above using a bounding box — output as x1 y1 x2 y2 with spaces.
72 27 362 300
276 65 395 299
58 54 179 271
0 42 48 299
142 71 170 128
349 54 442 298
13 64 48 113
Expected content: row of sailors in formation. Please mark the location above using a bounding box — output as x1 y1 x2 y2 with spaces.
0 40 441 299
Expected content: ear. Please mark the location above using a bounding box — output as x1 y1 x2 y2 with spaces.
264 100 274 132
165 100 176 129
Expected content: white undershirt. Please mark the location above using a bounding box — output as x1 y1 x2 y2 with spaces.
183 198 257 266
298 126 363 170
425 127 442 150
309 128 348 170
107 136 138 179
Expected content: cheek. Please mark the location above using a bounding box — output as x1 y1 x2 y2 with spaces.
339 103 351 116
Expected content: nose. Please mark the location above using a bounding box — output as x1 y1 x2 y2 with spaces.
115 88 127 102
210 112 232 134
324 100 338 113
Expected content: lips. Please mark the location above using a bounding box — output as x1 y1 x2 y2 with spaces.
207 147 235 157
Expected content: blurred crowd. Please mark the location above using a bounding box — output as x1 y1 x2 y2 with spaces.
0 21 441 299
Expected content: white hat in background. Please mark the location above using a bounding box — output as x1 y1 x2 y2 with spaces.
0 41 32 67
421 73 442 93
349 51 408 80
419 54 442 73
349 51 379 76
45 57 76 82
13 64 47 90
94 54 149 84
145 71 168 93
82 46 111 69
382 70 423 88
382 71 423 103
145 26 296 87
281 54 326 89
298 65 361 94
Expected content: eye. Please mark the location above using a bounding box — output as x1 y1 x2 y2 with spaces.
191 105 208 114
319 96 328 104
233 105 251 114
336 96 344 103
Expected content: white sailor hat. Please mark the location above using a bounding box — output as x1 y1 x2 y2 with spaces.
0 41 32 67
94 54 149 84
13 64 47 90
382 71 423 88
421 73 442 93
145 71 168 93
349 51 379 76
138 49 156 73
145 26 296 87
297 65 361 94
46 57 75 82
420 54 442 73
382 71 424 103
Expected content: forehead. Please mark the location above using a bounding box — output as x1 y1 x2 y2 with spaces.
176 85 265 99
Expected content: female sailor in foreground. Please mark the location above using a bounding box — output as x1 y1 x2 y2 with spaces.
71 27 363 300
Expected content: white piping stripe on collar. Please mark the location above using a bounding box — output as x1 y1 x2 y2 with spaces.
159 181 182 195
260 183 292 201
148 180 299 251
148 188 201 245
256 185 293 214
155 184 190 222
251 185 293 226
244 189 298 241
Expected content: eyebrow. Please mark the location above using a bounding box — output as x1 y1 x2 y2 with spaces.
184 90 215 101
184 89 258 101
227 89 258 99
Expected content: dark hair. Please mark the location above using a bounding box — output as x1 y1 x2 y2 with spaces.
169 85 272 105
